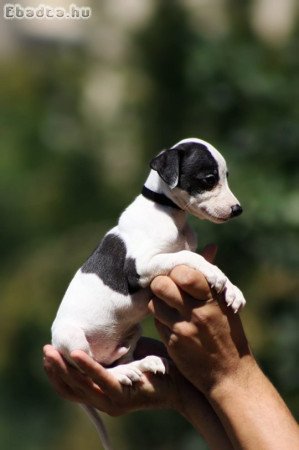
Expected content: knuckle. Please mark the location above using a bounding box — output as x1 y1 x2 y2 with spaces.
191 308 211 327
170 321 191 345
172 322 187 338
172 266 198 288
151 276 171 297
168 332 180 349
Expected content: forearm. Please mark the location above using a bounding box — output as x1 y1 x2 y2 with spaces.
208 357 299 450
177 380 233 450
150 267 299 450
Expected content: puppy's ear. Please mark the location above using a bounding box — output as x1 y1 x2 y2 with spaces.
150 149 179 189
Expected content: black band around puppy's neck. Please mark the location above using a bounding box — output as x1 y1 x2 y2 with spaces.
142 186 182 210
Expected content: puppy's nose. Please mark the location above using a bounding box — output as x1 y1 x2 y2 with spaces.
231 204 243 217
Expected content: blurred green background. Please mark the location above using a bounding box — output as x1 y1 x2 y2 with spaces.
0 1 298 449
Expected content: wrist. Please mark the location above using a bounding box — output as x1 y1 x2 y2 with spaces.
170 369 210 421
169 368 191 415
206 354 259 403
171 368 236 450
165 364 198 416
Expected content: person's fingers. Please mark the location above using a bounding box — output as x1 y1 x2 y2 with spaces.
150 275 200 314
44 363 81 402
43 346 84 401
43 344 53 355
149 297 182 328
44 346 116 410
43 345 70 376
43 347 79 383
150 276 182 310
70 350 121 395
43 346 100 395
201 243 218 263
154 319 173 345
169 266 214 302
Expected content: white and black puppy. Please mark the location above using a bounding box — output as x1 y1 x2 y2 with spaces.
51 137 245 448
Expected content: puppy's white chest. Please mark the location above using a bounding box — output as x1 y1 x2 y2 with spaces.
181 223 197 251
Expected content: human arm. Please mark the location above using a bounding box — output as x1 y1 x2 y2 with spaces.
149 266 299 450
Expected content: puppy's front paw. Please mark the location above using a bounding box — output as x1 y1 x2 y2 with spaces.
224 281 246 313
202 266 227 293
200 263 245 312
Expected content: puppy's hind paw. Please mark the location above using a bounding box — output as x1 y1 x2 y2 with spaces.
135 355 169 375
108 364 143 386
107 356 169 386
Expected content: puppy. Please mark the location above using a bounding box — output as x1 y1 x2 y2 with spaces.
51 137 245 449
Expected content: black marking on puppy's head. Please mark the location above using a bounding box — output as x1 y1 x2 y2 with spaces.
177 142 219 196
151 141 220 194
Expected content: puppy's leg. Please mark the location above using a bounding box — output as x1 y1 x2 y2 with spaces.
139 250 246 311
106 326 168 385
140 250 227 292
52 323 93 362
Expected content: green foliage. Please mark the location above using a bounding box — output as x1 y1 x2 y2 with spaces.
0 2 298 449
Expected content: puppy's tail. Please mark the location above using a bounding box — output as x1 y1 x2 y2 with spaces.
81 405 113 450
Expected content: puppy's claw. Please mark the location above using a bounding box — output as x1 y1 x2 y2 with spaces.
226 284 246 313
204 269 227 294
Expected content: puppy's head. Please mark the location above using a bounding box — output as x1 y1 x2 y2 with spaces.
150 138 242 223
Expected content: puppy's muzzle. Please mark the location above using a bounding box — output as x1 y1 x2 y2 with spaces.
231 204 243 218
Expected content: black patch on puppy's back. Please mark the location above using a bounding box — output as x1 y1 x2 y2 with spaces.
81 233 140 295
124 257 140 294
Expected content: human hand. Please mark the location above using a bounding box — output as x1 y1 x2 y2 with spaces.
43 337 234 449
149 264 254 396
43 337 191 416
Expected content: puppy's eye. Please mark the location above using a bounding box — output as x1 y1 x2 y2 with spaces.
198 174 217 190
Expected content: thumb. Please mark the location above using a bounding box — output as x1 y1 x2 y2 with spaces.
201 243 218 263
